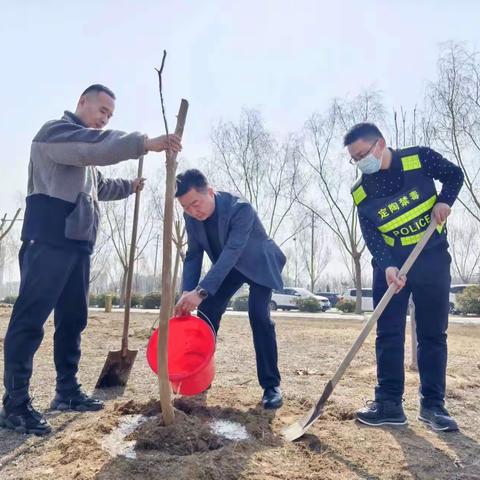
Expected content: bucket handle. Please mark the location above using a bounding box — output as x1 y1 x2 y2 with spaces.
196 309 217 338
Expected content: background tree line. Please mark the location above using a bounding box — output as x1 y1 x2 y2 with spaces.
1 42 480 314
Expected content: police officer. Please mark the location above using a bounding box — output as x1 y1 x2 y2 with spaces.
344 122 463 432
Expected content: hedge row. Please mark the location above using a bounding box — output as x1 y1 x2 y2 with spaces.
88 292 161 309
5 286 480 315
232 295 326 312
2 292 175 310
456 285 480 315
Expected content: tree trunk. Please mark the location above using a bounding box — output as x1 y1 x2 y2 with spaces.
171 219 184 308
119 267 128 308
171 243 182 308
0 208 21 242
153 234 160 291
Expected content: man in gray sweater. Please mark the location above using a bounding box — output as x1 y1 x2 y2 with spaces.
0 84 181 435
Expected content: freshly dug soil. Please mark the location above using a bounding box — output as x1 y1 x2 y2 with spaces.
0 309 479 479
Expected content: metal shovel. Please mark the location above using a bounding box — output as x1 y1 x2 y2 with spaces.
95 156 144 389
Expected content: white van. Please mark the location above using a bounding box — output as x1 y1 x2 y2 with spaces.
340 288 374 312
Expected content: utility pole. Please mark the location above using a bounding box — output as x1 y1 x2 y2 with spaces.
293 237 298 286
310 211 315 292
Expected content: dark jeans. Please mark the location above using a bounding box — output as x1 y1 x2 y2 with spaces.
373 247 451 407
197 269 281 389
3 241 90 406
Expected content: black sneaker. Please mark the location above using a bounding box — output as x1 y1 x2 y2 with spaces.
50 390 104 412
0 398 51 436
356 400 407 427
418 405 459 432
262 387 283 410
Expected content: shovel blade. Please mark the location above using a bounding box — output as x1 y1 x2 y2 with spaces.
281 404 325 442
95 349 138 389
281 420 308 442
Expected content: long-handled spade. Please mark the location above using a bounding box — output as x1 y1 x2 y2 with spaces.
282 220 438 441
95 156 145 389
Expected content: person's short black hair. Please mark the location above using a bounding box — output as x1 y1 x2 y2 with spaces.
175 169 209 197
80 84 116 100
343 122 384 146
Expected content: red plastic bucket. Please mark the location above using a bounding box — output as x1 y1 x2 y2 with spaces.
146 314 216 396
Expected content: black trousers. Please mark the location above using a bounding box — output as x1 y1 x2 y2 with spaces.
3 241 90 406
373 247 451 407
197 269 281 389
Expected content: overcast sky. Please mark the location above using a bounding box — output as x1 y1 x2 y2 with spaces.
2 0 480 215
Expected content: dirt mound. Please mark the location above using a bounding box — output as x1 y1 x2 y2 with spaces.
113 397 229 456
114 398 161 417
131 410 226 455
175 396 280 445
118 396 280 456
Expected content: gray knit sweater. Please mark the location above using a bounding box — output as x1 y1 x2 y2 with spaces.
21 111 146 253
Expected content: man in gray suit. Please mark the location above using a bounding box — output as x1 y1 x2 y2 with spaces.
174 169 286 409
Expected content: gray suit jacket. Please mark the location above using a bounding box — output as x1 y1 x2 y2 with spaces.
182 191 286 295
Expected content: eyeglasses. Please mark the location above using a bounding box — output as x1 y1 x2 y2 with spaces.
349 140 378 165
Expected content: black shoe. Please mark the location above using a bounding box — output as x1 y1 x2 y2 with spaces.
262 387 283 410
418 405 459 432
356 400 407 427
0 398 51 436
50 389 104 412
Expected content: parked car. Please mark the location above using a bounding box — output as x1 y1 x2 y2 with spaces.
314 291 340 307
449 284 477 314
340 288 374 312
271 287 331 311
340 283 474 315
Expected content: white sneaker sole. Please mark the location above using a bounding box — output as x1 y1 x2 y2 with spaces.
356 417 408 427
417 415 459 432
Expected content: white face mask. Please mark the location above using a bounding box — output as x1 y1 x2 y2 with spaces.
357 153 382 174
